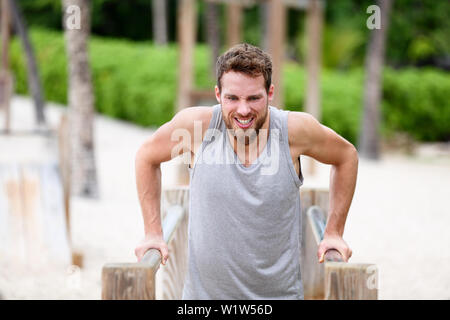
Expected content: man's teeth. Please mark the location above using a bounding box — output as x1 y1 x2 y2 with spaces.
236 118 253 124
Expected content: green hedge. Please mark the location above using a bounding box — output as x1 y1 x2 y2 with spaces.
9 28 450 145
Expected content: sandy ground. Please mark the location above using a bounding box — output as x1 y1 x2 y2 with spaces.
0 96 449 300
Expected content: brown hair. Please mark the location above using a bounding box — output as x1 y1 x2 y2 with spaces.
216 43 272 93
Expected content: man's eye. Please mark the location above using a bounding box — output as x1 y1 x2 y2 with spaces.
249 97 260 101
228 97 237 101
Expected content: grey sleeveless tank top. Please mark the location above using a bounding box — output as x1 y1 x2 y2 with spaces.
182 104 304 299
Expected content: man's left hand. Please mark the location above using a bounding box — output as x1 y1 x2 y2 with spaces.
317 234 352 263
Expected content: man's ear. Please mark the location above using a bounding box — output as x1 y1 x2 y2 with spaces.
215 85 221 104
267 84 275 102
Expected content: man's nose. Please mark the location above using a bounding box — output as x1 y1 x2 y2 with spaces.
236 102 251 117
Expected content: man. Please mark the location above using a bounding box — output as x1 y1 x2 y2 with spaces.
134 43 357 299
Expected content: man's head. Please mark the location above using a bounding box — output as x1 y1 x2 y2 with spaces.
215 43 274 143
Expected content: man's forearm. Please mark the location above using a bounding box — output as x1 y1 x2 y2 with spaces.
135 151 163 237
325 148 358 237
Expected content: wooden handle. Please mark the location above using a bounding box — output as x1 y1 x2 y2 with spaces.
324 249 344 262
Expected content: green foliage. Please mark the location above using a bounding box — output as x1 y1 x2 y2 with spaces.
9 28 450 145
382 68 450 141
296 25 365 69
10 28 68 104
284 65 364 144
284 63 450 144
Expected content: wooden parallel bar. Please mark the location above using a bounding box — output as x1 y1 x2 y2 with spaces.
304 202 379 300
101 205 184 300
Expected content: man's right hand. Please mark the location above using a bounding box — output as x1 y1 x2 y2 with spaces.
134 235 169 265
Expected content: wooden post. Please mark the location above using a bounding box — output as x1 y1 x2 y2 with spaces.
101 250 160 300
304 0 323 175
226 3 243 48
177 0 196 111
325 263 378 300
268 0 285 109
300 187 329 299
58 115 71 242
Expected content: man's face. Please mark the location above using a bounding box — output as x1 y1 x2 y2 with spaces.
215 71 274 143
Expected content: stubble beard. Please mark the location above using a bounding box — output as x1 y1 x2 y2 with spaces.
221 99 269 146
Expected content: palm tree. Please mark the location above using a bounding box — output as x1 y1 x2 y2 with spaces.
8 0 46 128
63 0 98 197
205 2 220 79
152 0 168 45
359 0 393 159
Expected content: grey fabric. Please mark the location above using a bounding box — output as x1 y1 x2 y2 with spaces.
182 104 304 300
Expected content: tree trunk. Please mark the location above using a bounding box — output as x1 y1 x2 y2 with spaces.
259 1 269 51
305 0 323 121
205 2 220 79
63 0 98 198
304 0 323 175
8 0 46 128
359 0 393 160
1 0 12 132
152 0 168 45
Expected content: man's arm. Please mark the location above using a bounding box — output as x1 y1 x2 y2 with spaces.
134 107 212 263
288 111 358 262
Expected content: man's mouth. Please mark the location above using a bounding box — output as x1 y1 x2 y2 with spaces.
234 117 254 129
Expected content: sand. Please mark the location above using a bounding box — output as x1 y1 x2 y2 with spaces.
0 96 449 299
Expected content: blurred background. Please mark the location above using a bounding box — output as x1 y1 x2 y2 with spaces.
0 0 449 300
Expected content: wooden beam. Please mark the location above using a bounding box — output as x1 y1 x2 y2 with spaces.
284 0 309 9
226 3 243 48
177 0 196 111
206 0 257 7
205 0 309 9
267 0 286 109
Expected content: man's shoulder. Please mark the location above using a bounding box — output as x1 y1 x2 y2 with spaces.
287 110 317 136
286 110 322 154
176 106 214 127
172 106 215 134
